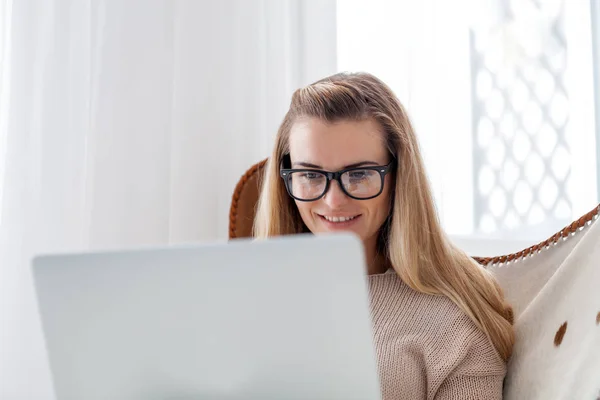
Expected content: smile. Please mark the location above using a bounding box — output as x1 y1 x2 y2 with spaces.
319 214 360 223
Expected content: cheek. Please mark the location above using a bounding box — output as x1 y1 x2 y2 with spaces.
366 198 390 224
366 186 393 225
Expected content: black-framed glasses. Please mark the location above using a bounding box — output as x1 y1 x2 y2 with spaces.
280 158 395 202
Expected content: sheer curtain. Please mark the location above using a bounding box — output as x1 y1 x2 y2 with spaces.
0 1 336 398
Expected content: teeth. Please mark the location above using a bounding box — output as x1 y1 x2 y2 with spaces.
323 215 357 223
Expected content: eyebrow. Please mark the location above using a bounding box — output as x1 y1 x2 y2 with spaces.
292 161 380 169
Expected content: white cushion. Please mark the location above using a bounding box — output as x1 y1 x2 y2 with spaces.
488 214 600 399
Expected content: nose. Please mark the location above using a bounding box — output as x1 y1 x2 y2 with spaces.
322 180 349 208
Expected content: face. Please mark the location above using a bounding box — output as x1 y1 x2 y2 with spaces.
287 117 393 252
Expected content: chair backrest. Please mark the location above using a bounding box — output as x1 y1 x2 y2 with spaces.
229 159 268 239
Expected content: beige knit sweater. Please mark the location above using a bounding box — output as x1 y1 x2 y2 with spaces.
368 270 506 400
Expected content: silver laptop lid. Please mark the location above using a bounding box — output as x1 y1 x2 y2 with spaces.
32 233 381 400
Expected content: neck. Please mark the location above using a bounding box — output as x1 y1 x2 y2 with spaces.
365 236 387 275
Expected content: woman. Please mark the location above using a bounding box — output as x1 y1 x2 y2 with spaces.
253 72 514 399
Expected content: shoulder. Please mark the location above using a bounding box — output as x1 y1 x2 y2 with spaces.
369 271 473 333
369 271 506 374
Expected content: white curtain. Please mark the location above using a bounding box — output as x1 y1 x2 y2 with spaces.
0 1 336 398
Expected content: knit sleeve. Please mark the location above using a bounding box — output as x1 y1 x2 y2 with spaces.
434 374 504 399
432 323 506 400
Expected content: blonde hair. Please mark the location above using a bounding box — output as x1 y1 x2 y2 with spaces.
253 72 514 361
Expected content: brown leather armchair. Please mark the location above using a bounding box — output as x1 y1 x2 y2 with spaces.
228 159 600 265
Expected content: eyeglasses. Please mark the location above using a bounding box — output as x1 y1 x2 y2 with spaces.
280 159 395 202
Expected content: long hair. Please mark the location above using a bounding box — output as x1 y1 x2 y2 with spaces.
253 72 515 361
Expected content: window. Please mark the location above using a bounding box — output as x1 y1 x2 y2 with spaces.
337 0 598 243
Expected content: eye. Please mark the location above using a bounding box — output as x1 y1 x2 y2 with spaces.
300 172 321 180
347 170 377 183
349 170 368 180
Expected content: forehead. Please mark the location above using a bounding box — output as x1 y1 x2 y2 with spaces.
288 118 388 169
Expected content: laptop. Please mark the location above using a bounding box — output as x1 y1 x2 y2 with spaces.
32 233 382 400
